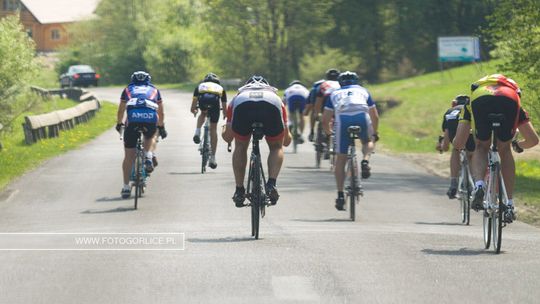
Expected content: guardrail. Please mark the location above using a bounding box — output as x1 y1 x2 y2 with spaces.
22 97 101 145
31 86 98 103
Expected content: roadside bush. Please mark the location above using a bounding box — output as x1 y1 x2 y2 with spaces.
0 15 39 130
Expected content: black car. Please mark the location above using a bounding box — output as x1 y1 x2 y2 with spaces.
60 65 100 88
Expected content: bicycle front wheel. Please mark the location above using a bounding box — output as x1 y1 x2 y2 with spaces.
493 173 503 253
134 152 142 210
250 159 261 239
483 211 491 249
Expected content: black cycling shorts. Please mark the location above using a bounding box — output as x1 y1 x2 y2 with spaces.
471 95 518 142
198 93 220 123
232 101 284 141
124 122 156 148
447 126 476 152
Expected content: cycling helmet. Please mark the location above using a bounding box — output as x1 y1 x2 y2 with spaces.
131 71 151 84
289 80 303 86
203 72 220 84
454 94 470 105
245 75 269 86
337 71 359 86
325 68 340 81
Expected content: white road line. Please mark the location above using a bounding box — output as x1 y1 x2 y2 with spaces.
272 275 320 302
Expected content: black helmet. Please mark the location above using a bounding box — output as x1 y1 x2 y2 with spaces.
337 71 359 86
289 80 303 86
245 75 269 86
203 72 220 84
325 68 340 81
131 71 151 84
454 94 470 105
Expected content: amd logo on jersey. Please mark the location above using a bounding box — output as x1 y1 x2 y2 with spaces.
131 112 155 119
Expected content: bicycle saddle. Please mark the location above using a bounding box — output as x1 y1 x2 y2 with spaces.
251 122 264 140
347 126 361 133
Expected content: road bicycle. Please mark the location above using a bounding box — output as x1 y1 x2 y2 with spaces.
245 122 270 239
345 125 363 221
482 113 511 254
120 125 148 210
197 104 215 174
458 149 473 225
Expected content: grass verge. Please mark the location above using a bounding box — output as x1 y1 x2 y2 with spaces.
0 98 116 190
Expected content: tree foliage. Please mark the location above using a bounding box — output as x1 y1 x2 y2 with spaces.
487 0 540 116
0 15 39 129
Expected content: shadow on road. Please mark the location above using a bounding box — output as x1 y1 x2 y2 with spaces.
291 218 352 223
285 166 321 170
81 207 135 214
415 221 465 226
422 248 493 256
187 237 255 243
168 172 207 175
95 196 126 202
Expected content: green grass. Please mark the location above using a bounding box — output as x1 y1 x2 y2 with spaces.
515 160 540 225
368 61 502 152
0 99 116 190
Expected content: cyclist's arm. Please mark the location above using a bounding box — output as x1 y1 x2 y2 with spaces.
368 106 379 133
117 101 126 124
516 122 539 149
303 103 312 116
441 129 451 151
191 86 199 114
314 95 324 116
157 102 164 127
221 91 228 116
221 102 234 143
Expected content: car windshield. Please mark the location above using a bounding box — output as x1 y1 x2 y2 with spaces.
70 65 94 73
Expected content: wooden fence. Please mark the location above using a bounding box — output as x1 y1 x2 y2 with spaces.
22 88 101 144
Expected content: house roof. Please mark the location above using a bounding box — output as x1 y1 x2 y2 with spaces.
21 0 99 24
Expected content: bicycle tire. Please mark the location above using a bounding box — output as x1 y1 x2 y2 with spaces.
201 126 209 174
134 151 142 210
483 212 491 249
349 160 357 221
493 171 503 253
315 121 322 168
251 157 260 239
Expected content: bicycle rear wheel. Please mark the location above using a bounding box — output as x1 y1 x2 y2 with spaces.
315 122 322 168
493 173 503 253
250 158 260 239
483 212 491 249
349 161 357 221
201 128 209 174
134 152 142 210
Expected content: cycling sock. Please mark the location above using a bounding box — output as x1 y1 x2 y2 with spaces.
195 128 201 136
145 151 153 159
236 186 245 193
475 180 485 189
450 178 458 188
267 178 276 187
338 191 344 198
507 199 514 206
123 184 130 190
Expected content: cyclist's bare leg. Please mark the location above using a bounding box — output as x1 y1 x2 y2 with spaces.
450 148 460 179
197 111 207 128
266 139 284 179
497 140 515 199
361 140 374 161
471 139 490 183
298 111 305 133
210 122 218 155
232 138 249 187
122 148 136 185
143 136 153 155
334 154 347 192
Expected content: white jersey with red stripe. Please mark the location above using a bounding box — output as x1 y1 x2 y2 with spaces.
318 80 340 97
227 85 286 124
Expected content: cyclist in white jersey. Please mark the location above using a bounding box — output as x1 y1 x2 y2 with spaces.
322 71 379 210
222 76 291 207
283 80 309 143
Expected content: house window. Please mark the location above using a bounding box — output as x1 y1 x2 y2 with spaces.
3 0 20 11
51 29 60 40
26 28 32 38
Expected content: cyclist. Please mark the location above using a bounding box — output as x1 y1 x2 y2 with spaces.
436 95 476 199
454 74 539 221
116 71 167 199
303 78 325 142
313 68 341 116
191 72 227 169
322 71 379 210
222 76 291 207
283 80 309 143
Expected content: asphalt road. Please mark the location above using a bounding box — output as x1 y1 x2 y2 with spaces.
0 87 539 303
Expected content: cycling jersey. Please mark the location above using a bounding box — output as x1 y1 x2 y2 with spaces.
317 80 340 97
325 84 375 153
193 81 227 123
121 83 162 124
442 105 475 151
308 79 324 105
460 74 529 141
227 85 287 141
283 84 309 113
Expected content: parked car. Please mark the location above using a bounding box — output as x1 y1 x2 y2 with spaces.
59 65 100 88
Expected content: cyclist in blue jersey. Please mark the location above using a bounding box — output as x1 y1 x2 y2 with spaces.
322 71 379 210
116 71 167 198
304 79 325 141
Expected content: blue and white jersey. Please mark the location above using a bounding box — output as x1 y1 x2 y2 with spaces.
283 84 309 104
121 83 162 123
325 84 375 115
